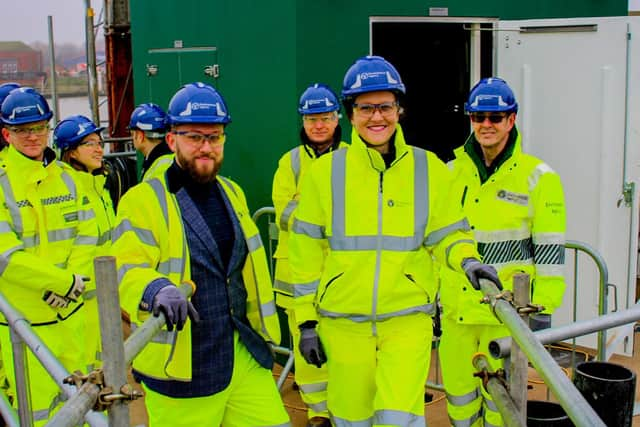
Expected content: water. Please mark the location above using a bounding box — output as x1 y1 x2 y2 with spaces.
54 95 109 125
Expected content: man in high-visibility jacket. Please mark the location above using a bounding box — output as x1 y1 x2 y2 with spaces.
288 56 502 427
0 87 96 424
272 83 347 427
129 103 173 181
112 82 290 426
439 77 566 427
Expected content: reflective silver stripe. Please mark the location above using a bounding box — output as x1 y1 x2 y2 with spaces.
307 401 327 413
528 162 554 191
299 381 327 393
318 303 435 322
261 300 277 317
280 199 298 232
0 221 12 233
533 243 565 265
445 239 475 268
84 289 96 300
113 219 158 247
329 235 422 251
33 408 50 421
536 264 565 276
274 279 294 294
0 171 22 235
447 389 480 406
218 176 238 197
332 415 372 427
48 227 76 242
479 237 533 265
328 147 428 252
424 218 470 247
246 233 263 252
60 168 78 200
77 207 96 221
533 232 564 245
74 234 99 245
117 262 151 283
374 409 425 427
0 244 24 274
148 178 169 225
292 218 325 239
294 280 319 298
158 257 184 276
22 235 38 248
484 397 498 412
450 411 482 427
290 146 301 185
97 229 112 246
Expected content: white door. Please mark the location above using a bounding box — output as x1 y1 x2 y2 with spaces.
497 17 640 356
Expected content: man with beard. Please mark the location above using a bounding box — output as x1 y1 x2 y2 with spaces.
111 82 290 426
272 83 347 427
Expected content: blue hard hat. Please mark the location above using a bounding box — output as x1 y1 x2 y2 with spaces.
167 82 231 125
1 87 53 125
465 77 518 114
341 56 406 99
0 83 21 110
129 103 168 135
53 115 104 151
298 83 340 115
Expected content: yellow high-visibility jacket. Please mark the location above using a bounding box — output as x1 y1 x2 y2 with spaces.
142 154 173 182
289 125 479 325
73 171 116 295
112 173 280 381
0 145 97 324
272 142 348 297
440 130 566 324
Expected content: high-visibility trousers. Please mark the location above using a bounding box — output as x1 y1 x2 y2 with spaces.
143 332 291 427
0 315 86 426
319 313 432 427
439 317 506 427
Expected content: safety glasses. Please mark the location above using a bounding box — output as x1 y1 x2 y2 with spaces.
469 113 508 124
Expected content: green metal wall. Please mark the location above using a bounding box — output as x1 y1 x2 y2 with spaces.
130 0 626 210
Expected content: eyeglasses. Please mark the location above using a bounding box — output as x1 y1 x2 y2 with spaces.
173 131 226 148
353 102 399 118
78 140 104 149
303 114 338 125
7 124 49 137
469 113 508 124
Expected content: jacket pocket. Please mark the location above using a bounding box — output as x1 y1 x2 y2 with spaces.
318 272 343 304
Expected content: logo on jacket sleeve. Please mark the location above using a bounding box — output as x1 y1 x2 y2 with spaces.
496 189 528 206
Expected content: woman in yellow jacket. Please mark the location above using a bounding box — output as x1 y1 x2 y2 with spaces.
53 115 116 371
289 56 502 427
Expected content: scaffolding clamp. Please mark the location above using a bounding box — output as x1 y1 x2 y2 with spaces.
63 369 143 411
516 303 545 315
473 366 508 392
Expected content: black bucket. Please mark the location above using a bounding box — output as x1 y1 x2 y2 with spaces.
573 361 636 427
527 400 573 426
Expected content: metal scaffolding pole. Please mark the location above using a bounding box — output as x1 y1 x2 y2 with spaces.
508 274 529 424
9 327 32 427
0 294 107 427
489 302 640 359
472 354 523 427
478 278 606 427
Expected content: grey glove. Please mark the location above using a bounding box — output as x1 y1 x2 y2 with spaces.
299 326 327 368
529 313 551 331
152 286 200 332
66 274 89 302
462 258 503 291
43 291 70 309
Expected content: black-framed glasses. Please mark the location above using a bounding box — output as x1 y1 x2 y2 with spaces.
7 124 50 137
469 113 508 124
353 102 399 118
173 131 226 148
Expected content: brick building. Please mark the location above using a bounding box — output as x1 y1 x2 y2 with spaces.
0 41 46 89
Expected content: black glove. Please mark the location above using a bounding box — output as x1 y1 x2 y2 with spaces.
462 258 503 291
43 291 70 309
299 326 327 368
152 286 200 331
529 313 551 331
66 274 89 302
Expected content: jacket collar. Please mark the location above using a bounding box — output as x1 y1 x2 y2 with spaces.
5 144 58 184
455 126 521 182
350 124 409 172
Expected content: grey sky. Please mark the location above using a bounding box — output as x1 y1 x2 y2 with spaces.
0 0 105 46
